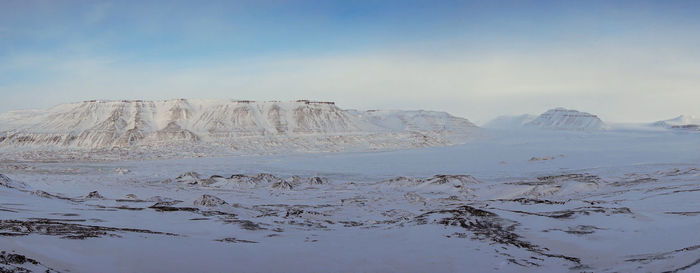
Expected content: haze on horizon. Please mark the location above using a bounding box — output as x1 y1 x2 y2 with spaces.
1 0 699 124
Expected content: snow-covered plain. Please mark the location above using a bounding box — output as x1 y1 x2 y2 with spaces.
1 109 700 272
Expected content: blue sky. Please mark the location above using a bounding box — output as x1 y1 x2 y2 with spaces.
1 0 699 123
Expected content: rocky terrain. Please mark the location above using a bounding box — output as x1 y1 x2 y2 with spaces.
1 164 698 272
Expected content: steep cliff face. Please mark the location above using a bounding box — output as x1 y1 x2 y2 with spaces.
525 108 606 131
0 99 479 154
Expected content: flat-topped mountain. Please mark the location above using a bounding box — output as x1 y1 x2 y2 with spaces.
0 99 479 158
525 108 606 130
484 108 606 131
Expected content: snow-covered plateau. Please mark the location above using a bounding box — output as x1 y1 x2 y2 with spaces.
1 101 699 273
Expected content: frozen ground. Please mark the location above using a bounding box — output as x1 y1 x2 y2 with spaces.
1 127 699 272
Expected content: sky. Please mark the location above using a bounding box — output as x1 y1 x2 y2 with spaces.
1 0 699 124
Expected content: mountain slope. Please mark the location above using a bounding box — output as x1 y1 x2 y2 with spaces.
0 99 479 157
652 115 700 130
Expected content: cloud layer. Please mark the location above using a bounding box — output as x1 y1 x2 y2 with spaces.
1 1 699 123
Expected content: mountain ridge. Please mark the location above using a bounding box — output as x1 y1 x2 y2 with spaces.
0 99 479 158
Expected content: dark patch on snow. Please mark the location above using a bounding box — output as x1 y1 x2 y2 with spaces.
543 225 604 235
497 198 566 205
149 205 198 212
32 190 73 200
193 194 228 207
84 191 104 199
0 250 60 273
609 177 658 187
0 219 179 239
215 237 258 243
1 252 38 265
416 205 581 265
625 244 700 273
271 180 294 190
664 211 700 216
222 219 267 231
504 206 632 219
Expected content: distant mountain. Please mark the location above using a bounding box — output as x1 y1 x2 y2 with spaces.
652 115 700 131
525 108 606 130
482 114 537 129
0 99 479 158
483 108 606 131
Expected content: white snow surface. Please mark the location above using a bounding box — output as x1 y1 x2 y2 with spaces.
2 108 700 273
0 99 479 158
